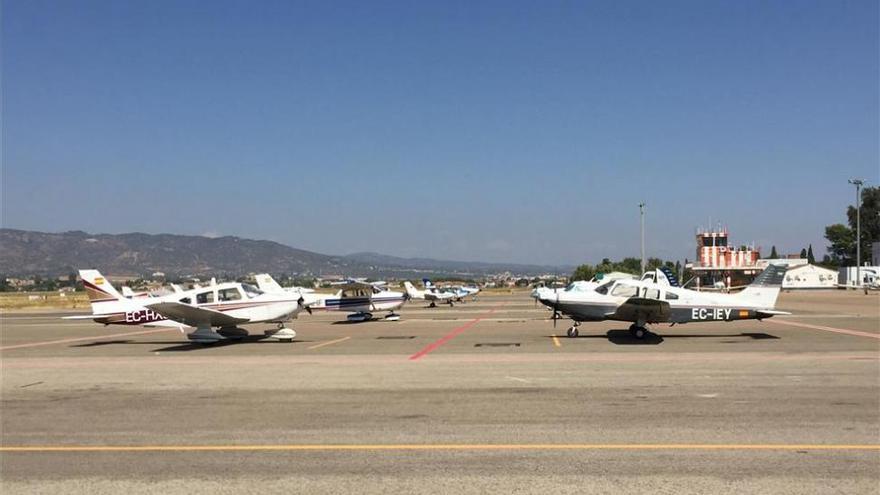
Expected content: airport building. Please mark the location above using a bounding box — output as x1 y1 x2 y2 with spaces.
688 227 762 288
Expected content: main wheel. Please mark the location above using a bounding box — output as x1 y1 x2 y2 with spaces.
633 327 646 339
566 326 579 338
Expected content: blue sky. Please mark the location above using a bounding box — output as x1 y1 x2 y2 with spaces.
2 0 878 265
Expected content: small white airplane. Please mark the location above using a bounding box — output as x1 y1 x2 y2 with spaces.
538 264 790 339
404 279 456 307
65 270 312 343
254 273 315 294
531 271 636 302
257 274 407 322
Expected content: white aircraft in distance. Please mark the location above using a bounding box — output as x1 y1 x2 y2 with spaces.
254 273 315 294
65 270 312 343
256 274 407 322
531 271 637 302
404 279 456 307
538 264 790 339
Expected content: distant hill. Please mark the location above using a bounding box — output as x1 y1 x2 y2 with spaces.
0 229 568 279
343 252 569 277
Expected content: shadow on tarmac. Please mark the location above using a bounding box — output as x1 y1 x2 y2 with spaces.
548 330 780 346
70 334 317 352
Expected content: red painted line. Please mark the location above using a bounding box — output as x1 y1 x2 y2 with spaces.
409 304 503 360
768 319 880 340
0 328 180 351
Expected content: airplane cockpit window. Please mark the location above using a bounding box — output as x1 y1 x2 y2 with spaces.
643 288 660 300
665 291 679 300
196 291 214 304
241 284 263 299
179 297 191 304
610 283 638 298
218 288 243 302
595 281 614 295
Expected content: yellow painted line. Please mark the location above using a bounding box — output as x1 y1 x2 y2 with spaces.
307 336 351 350
1 444 878 453
0 328 179 351
551 334 561 347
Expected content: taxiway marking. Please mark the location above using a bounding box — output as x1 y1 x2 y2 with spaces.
768 319 880 340
0 328 179 351
307 336 351 350
551 334 561 347
408 304 503 360
1 443 878 453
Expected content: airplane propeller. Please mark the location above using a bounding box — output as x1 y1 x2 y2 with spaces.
552 291 561 328
298 296 313 315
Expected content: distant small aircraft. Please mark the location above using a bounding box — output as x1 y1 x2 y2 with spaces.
257 274 407 322
65 270 312 343
404 279 456 307
254 273 315 294
538 265 790 339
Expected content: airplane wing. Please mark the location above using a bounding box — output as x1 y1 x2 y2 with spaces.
146 302 249 328
607 297 671 323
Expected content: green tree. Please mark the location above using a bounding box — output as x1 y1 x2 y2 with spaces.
807 244 815 264
769 246 778 259
846 186 880 263
800 248 807 259
571 264 596 281
825 223 854 264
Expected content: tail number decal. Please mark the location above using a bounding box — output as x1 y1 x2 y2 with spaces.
691 308 733 321
125 309 164 323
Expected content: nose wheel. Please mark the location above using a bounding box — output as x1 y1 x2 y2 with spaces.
566 326 579 338
628 324 647 339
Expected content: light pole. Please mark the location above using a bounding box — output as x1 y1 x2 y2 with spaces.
639 202 646 275
848 179 864 287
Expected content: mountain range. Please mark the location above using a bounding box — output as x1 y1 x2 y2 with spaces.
0 229 570 279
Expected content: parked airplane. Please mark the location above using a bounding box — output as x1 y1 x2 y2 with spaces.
404 279 456 307
538 264 789 339
254 273 315 294
257 274 407 322
65 270 311 343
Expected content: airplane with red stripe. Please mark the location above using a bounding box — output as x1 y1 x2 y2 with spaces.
65 270 312 343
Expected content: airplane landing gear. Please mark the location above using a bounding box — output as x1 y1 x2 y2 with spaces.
429 302 436 308
566 326 579 338
628 323 648 339
265 323 296 342
385 312 401 321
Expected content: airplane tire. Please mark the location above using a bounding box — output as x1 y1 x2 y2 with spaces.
566 327 578 338
633 327 646 339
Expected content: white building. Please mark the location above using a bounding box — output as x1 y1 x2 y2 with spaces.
839 266 880 288
782 264 838 290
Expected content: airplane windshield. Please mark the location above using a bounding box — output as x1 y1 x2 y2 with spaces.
241 284 263 298
594 280 614 295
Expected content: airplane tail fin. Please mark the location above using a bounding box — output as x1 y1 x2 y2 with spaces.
404 281 421 298
79 269 125 312
422 278 433 288
121 286 135 298
255 273 285 294
735 264 786 308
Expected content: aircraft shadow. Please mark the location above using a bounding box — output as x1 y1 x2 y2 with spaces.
70 335 318 352
548 330 779 346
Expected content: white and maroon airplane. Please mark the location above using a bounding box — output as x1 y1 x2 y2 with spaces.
65 270 310 343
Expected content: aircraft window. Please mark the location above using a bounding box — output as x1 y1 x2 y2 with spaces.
196 291 214 304
611 284 638 298
179 297 191 304
218 288 242 302
241 284 263 298
665 292 679 300
595 281 614 295
643 289 660 300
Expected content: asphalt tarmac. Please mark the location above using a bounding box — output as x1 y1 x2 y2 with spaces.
1 290 878 494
